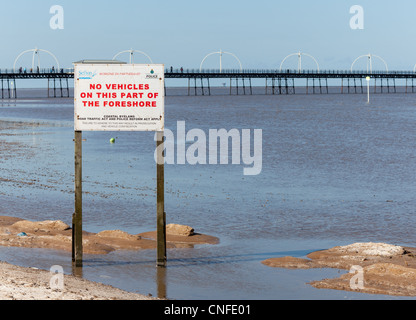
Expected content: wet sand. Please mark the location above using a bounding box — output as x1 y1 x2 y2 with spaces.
0 216 218 299
262 242 416 297
0 216 218 254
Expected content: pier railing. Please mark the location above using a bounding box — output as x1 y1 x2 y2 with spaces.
0 68 74 74
1 67 416 75
165 68 416 75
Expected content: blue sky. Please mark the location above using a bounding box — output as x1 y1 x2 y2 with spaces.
1 0 416 71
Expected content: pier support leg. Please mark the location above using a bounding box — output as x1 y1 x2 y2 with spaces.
265 78 267 95
272 78 275 95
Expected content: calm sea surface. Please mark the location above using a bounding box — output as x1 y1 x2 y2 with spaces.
0 87 415 299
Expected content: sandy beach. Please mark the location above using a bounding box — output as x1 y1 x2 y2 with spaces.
0 260 155 300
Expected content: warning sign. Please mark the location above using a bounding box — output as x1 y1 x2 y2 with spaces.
74 63 164 131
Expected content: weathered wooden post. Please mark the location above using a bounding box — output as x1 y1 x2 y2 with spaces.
156 131 166 267
73 130 83 267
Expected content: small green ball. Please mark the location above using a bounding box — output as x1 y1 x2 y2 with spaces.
110 138 115 143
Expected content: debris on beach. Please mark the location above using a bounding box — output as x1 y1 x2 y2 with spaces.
262 242 416 296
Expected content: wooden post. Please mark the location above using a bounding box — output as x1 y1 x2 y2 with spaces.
73 130 83 267
156 131 166 267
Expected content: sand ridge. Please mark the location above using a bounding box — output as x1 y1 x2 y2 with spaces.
0 216 219 254
262 242 416 296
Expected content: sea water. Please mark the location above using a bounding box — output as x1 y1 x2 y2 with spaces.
0 87 414 300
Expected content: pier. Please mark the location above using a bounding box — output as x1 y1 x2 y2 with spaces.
2 68 416 98
2 48 416 98
0 68 71 99
165 68 416 96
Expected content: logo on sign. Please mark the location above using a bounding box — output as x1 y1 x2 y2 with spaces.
146 69 158 79
78 70 97 79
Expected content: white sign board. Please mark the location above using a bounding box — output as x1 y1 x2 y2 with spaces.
74 63 164 131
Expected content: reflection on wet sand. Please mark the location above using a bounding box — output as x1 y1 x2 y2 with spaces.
157 266 167 299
